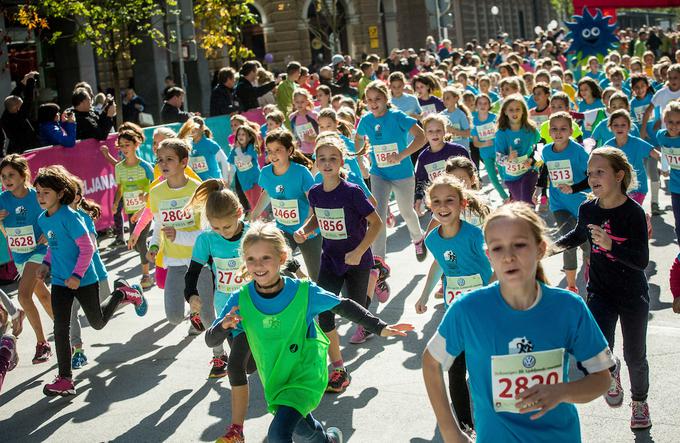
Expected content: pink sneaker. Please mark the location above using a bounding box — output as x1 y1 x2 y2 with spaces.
349 325 373 344
43 375 76 397
114 280 148 316
414 238 427 262
374 280 390 303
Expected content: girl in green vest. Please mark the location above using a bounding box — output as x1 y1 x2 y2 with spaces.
206 220 413 443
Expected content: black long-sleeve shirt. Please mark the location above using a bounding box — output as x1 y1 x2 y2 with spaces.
233 78 275 112
209 84 240 116
556 197 649 297
0 78 38 153
74 109 115 141
205 286 387 348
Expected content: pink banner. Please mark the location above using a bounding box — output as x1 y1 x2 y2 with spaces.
24 134 119 231
242 108 266 125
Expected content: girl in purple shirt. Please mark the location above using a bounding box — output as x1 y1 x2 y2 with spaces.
294 132 383 394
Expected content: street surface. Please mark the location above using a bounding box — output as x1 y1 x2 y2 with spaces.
1 175 678 442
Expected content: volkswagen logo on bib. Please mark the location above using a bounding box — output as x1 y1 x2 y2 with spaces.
324 209 330 217
171 200 177 207
457 278 466 287
522 355 536 369
228 260 236 267
15 228 21 235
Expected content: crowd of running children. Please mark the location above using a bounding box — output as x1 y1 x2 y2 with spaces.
2 33 680 443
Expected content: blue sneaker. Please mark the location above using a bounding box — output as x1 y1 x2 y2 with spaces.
71 349 88 370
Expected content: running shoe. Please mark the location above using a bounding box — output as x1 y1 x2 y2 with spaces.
209 355 228 379
605 357 624 408
349 325 373 344
71 349 88 370
11 308 25 337
1 335 17 371
190 312 205 332
43 376 76 397
566 286 579 294
385 211 396 228
114 280 148 316
326 427 343 443
538 195 549 212
651 202 662 216
374 280 390 303
326 368 351 393
373 256 391 280
414 238 427 262
215 423 244 443
140 274 155 291
631 400 652 429
32 341 52 364
110 237 126 249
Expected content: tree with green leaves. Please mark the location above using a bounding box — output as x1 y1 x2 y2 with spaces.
20 0 174 125
193 0 257 63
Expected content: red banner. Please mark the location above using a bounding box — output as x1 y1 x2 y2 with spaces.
23 135 119 231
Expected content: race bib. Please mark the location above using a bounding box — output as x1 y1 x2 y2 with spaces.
450 123 464 141
444 274 483 305
123 190 145 212
190 156 209 174
159 197 195 229
662 146 680 170
425 160 447 181
373 143 399 168
214 257 245 294
583 109 599 132
633 105 648 124
295 122 316 140
531 114 549 125
491 348 565 413
235 156 253 172
421 104 437 116
546 160 574 186
476 122 496 142
505 155 530 177
271 198 300 226
7 225 36 254
315 208 347 240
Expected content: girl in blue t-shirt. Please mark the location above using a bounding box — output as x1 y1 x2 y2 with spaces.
657 101 680 244
34 166 146 397
534 112 590 293
250 129 321 281
354 81 427 302
178 116 228 181
577 78 605 137
227 124 262 214
0 154 52 365
423 202 614 443
494 94 540 204
416 174 491 432
295 133 383 393
441 87 472 151
471 94 507 200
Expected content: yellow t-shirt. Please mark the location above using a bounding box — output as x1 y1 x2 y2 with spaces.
149 178 202 260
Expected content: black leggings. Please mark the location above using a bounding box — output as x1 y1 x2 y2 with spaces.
52 283 124 378
449 352 473 429
226 332 257 386
317 266 370 333
469 144 481 171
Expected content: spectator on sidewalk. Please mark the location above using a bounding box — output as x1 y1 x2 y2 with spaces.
210 67 240 116
161 87 192 124
234 61 276 112
122 87 146 124
71 87 116 141
0 71 39 154
37 103 76 147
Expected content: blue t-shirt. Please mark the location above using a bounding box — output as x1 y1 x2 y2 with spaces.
192 223 248 314
471 112 498 158
356 108 417 181
215 277 341 338
656 129 680 194
542 140 590 217
0 188 47 264
258 162 315 234
76 209 107 281
441 108 471 149
577 98 604 113
524 94 537 110
190 136 222 181
436 282 609 443
425 221 492 307
390 93 422 116
605 135 652 194
630 94 660 145
38 205 97 286
494 127 540 182
585 71 604 82
227 144 260 191
591 119 639 148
